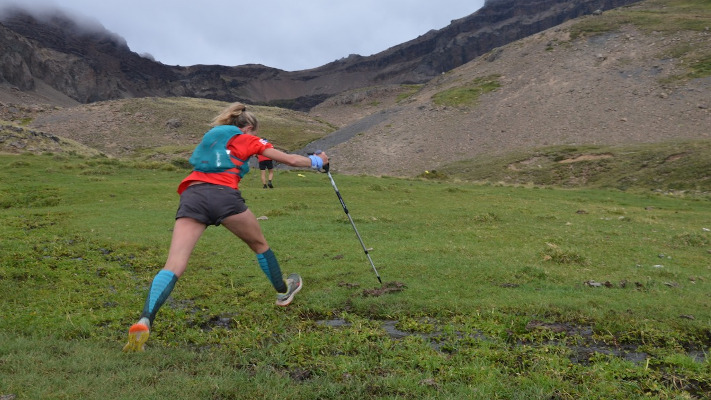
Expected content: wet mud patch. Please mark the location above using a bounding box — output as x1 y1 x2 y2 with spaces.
317 317 708 367
199 314 237 331
6 212 64 231
523 320 646 364
361 281 406 297
525 320 591 335
522 320 709 366
289 368 313 382
337 281 360 289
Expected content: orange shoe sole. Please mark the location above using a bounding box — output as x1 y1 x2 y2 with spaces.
123 323 150 352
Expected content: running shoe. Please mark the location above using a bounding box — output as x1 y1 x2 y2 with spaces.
123 322 150 352
275 273 302 307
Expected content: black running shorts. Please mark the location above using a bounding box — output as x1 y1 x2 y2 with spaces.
259 160 274 170
175 183 248 226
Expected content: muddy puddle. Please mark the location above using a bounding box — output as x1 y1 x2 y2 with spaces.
315 318 708 365
196 279 706 366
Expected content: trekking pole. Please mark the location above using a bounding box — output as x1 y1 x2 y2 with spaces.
325 168 383 285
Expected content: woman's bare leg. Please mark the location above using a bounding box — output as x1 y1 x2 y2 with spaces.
221 210 269 254
164 217 207 277
221 210 287 293
124 217 207 351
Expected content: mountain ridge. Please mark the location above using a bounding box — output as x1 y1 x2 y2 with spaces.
0 0 643 109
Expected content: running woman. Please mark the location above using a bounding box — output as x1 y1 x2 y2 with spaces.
123 102 328 352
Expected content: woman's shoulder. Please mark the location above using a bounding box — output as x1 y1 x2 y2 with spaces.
231 133 262 143
228 133 270 156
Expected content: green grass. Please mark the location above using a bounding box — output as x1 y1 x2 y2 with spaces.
396 84 424 103
432 75 501 107
1 153 711 399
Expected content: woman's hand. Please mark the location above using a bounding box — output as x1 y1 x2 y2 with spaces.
314 150 329 167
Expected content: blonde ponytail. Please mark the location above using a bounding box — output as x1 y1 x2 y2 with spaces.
211 102 258 130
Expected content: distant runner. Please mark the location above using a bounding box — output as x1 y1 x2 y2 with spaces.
258 146 275 188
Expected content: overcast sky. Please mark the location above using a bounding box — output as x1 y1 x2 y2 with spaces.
1 0 486 71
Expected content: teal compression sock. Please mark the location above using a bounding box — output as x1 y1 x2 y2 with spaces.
256 249 287 293
140 269 178 325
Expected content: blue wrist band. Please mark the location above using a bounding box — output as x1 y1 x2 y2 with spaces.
309 154 323 169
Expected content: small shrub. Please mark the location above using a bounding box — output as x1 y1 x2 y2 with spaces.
542 243 590 266
265 209 287 217
418 170 448 180
689 54 711 79
672 232 709 247
472 212 501 223
285 202 309 211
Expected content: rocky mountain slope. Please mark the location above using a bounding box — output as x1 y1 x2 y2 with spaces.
0 0 642 110
311 1 711 177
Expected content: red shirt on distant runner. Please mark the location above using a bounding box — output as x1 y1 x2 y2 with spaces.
177 134 273 194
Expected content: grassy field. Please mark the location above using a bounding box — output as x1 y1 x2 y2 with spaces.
1 153 710 399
